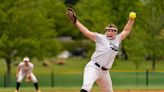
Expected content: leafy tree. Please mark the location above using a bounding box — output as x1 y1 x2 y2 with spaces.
142 0 164 70
64 0 79 6
0 0 63 86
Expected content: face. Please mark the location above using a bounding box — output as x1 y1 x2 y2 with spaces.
24 61 29 66
105 28 117 40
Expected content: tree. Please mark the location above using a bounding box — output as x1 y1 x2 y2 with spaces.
142 0 164 70
0 0 63 86
64 0 79 6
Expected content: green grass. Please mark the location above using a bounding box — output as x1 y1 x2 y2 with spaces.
1 57 164 74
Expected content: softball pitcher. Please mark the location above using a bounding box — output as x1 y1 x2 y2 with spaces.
15 57 41 92
67 8 136 92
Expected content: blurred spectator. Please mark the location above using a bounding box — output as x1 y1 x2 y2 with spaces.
57 50 71 59
56 50 71 65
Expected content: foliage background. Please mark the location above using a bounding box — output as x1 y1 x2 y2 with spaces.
0 0 164 87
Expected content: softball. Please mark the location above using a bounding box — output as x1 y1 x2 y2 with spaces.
129 11 136 19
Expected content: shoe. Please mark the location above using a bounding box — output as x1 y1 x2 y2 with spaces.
37 90 41 92
15 90 18 92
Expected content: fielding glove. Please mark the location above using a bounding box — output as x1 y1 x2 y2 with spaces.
66 8 77 24
25 76 31 83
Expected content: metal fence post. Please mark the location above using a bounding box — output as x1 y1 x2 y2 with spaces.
4 72 6 88
51 71 54 87
136 71 139 86
146 69 149 86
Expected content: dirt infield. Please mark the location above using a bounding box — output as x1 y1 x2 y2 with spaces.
56 89 164 92
53 89 164 92
114 90 164 92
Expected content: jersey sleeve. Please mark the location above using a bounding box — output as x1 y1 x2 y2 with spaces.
28 63 33 74
18 62 23 67
95 32 104 43
117 34 122 44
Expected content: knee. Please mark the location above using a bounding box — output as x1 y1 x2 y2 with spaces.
31 75 38 83
80 89 88 92
81 82 93 92
32 79 38 83
17 78 23 83
17 80 22 83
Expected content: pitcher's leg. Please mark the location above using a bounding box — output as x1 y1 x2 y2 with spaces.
81 67 99 92
96 72 113 92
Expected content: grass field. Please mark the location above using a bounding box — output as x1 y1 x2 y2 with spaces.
1 57 164 73
1 57 164 90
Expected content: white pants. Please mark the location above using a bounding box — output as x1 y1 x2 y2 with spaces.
81 61 113 92
17 72 38 83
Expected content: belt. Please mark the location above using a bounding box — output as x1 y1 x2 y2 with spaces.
95 63 108 71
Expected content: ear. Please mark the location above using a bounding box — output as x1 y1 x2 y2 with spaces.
115 31 118 36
